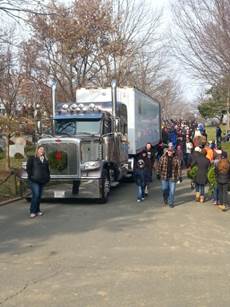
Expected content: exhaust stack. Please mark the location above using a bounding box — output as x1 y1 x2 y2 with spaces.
51 80 57 132
111 79 117 120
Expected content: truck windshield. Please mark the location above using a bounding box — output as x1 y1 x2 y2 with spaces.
55 120 101 136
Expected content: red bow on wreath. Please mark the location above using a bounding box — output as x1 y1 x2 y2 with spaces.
55 151 62 160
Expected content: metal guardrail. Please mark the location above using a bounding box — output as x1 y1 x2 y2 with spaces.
0 169 27 198
0 171 14 185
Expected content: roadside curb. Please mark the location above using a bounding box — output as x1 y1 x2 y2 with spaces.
0 197 23 207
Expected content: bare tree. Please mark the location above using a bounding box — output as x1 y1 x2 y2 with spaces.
171 0 230 85
153 76 188 120
96 0 165 88
23 0 119 101
18 0 182 117
0 38 23 169
22 0 167 95
0 0 52 21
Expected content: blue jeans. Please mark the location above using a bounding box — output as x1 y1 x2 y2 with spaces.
213 187 219 202
195 184 205 196
29 181 43 214
161 180 176 207
137 185 145 200
218 183 229 206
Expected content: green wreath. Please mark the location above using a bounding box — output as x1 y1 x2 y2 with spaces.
48 150 68 171
207 164 217 195
187 165 198 180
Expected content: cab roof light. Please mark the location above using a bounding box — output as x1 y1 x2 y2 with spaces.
89 103 96 111
61 104 69 113
70 103 78 111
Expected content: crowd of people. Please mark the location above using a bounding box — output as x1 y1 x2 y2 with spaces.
26 120 229 219
134 120 230 211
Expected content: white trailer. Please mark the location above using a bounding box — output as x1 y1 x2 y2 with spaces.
76 87 161 156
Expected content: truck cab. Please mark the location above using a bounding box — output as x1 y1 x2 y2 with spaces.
21 96 129 203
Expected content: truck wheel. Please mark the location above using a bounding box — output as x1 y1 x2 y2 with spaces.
99 170 110 203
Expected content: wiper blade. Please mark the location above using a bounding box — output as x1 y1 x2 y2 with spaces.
58 133 73 137
76 132 93 135
57 122 75 134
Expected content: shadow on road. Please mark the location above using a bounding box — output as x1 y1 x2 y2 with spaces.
0 178 206 256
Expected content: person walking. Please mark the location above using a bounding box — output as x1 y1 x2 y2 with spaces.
185 137 193 168
176 144 184 169
157 147 182 208
143 143 155 196
212 149 222 206
156 140 164 161
215 157 230 211
26 145 50 218
216 125 222 147
134 155 147 203
191 148 210 203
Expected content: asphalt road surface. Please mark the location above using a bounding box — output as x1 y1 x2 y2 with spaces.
1 177 230 307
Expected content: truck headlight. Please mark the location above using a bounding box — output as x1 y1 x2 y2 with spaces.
81 161 101 170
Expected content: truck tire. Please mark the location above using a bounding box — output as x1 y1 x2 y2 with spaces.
98 169 110 203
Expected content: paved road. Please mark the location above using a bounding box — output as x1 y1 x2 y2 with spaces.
1 177 230 307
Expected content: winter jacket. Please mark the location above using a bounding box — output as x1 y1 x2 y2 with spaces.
26 156 50 185
144 148 155 183
134 168 146 186
134 156 148 186
144 148 155 170
215 159 230 184
191 152 210 185
157 152 182 181
205 146 214 161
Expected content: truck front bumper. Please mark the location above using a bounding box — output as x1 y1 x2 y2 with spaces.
26 178 102 199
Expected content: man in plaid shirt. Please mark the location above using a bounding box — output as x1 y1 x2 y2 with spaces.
157 147 182 208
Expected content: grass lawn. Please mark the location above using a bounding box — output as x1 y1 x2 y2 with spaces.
222 142 230 156
205 125 230 156
205 126 216 141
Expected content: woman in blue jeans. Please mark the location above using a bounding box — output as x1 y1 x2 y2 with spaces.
26 146 50 218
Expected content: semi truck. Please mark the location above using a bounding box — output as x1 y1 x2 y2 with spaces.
20 81 161 203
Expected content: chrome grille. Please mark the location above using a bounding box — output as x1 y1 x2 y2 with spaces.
42 142 79 176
